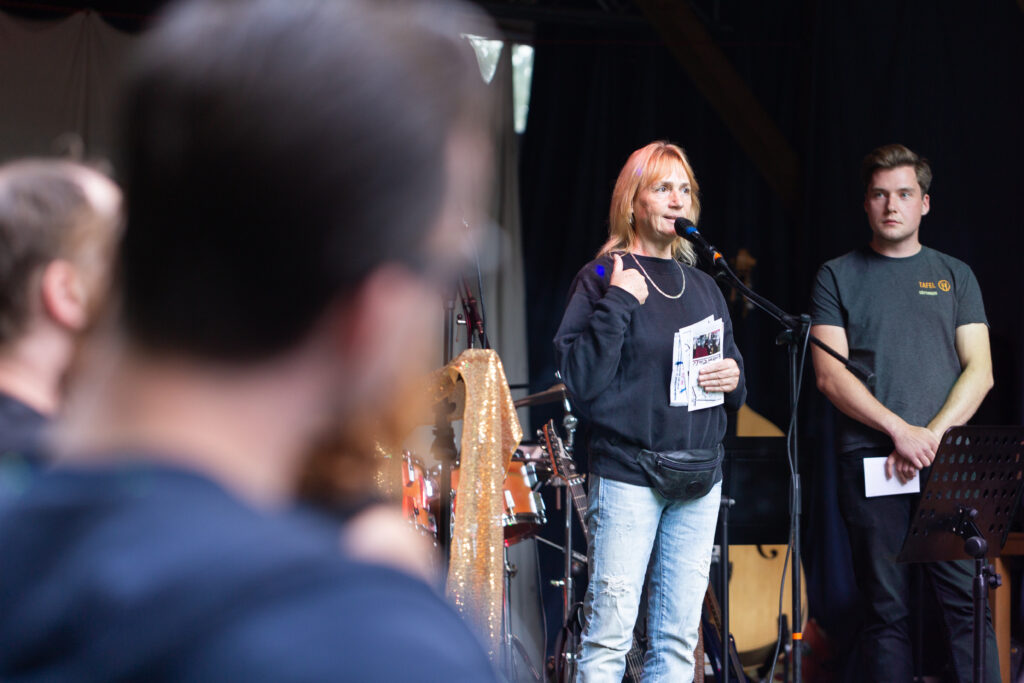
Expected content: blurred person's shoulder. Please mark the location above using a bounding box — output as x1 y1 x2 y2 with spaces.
0 391 48 463
0 459 496 682
184 554 498 681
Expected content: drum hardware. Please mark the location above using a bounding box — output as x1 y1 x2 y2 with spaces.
512 382 567 409
533 535 587 566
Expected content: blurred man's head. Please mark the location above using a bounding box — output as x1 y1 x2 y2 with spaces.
0 159 122 413
115 0 491 412
118 0 489 352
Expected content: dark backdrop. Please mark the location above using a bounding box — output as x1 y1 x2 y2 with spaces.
520 0 1024 674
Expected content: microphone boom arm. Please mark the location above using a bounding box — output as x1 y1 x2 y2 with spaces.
711 251 875 388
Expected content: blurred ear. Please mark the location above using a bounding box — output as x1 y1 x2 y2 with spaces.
39 260 88 332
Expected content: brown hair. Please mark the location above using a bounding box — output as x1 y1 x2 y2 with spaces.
599 141 700 264
861 143 932 195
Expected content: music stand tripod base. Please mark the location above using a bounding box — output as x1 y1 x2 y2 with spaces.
897 425 1024 683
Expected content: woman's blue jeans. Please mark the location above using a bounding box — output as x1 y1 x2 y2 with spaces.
576 475 721 683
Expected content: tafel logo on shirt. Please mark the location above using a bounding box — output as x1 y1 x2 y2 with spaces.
918 280 951 296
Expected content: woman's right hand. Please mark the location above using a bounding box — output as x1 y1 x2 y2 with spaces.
609 253 648 304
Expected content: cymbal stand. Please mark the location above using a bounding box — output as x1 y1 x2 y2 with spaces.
436 271 489 573
544 469 578 682
504 546 517 679
543 418 581 681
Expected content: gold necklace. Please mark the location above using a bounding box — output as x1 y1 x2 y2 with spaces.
630 252 686 299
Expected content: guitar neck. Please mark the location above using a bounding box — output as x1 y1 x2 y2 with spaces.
566 478 589 541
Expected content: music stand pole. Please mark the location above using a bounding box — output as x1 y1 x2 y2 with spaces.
957 513 991 683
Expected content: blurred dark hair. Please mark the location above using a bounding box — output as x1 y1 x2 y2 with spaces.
0 159 113 343
117 0 490 360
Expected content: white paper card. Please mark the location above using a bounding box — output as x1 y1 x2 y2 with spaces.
669 315 714 407
863 456 920 498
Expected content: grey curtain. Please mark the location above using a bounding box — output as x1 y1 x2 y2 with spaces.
0 10 134 163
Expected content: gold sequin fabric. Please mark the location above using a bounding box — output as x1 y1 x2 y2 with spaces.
434 349 522 656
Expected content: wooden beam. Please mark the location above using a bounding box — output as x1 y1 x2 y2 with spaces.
633 0 801 209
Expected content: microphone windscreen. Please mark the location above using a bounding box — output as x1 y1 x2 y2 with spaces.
673 216 695 237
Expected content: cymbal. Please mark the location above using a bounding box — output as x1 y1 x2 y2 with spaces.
513 383 566 408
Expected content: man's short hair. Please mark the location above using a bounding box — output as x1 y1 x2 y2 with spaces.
861 143 932 195
117 0 488 361
0 159 112 344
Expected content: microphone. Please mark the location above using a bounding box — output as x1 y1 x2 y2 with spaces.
674 217 725 267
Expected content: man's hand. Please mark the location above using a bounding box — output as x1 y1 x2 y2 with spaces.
609 253 648 304
698 358 741 394
884 423 939 483
885 452 920 484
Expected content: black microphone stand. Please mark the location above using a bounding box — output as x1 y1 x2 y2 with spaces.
433 283 459 572
687 235 873 683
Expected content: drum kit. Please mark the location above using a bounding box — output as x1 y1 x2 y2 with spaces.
399 445 551 546
390 381 581 681
398 383 572 548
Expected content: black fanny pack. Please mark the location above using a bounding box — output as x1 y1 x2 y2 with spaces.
636 443 724 502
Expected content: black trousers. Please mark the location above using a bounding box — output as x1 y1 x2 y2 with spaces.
838 447 1001 683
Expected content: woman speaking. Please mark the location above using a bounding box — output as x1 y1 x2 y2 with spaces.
554 141 746 682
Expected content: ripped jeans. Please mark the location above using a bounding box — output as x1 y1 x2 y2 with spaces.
576 476 721 683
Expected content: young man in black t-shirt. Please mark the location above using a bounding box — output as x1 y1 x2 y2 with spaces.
810 144 997 682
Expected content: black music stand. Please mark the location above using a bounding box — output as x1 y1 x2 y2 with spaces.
897 425 1024 683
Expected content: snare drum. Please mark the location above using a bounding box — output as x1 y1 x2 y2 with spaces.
400 451 437 537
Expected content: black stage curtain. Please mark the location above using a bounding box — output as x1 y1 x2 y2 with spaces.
520 0 1024 675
